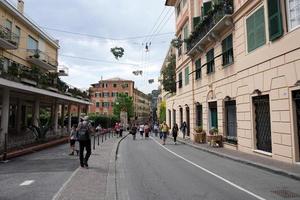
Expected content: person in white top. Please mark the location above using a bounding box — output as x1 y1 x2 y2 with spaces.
139 124 144 138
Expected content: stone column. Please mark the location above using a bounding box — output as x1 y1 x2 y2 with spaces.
67 104 72 132
77 104 81 123
33 98 40 127
1 88 10 150
16 99 22 134
54 101 59 133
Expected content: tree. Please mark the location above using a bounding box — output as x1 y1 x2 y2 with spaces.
113 93 134 119
159 100 166 123
162 54 176 93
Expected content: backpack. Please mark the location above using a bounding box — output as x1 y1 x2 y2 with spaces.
77 122 90 141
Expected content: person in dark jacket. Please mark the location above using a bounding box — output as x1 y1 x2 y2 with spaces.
172 123 179 145
180 121 187 139
130 124 137 140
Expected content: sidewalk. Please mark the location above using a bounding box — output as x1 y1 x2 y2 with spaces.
173 137 300 181
53 134 122 200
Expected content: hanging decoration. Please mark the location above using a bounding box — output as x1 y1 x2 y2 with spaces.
148 79 154 84
132 70 143 76
111 47 125 60
145 42 151 52
171 38 183 49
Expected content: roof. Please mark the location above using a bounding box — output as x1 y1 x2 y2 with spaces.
0 0 60 49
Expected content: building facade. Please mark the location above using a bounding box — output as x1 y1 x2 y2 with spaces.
133 88 151 123
89 77 134 115
165 0 300 163
0 0 90 153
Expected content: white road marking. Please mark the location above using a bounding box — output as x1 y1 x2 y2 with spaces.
151 137 266 200
20 180 35 186
52 167 80 200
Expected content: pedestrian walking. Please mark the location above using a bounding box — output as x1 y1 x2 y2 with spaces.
172 123 179 145
119 123 123 137
153 123 159 137
69 125 78 156
180 121 187 139
77 116 94 168
139 124 144 138
115 123 120 137
130 124 137 140
161 121 169 145
144 123 150 139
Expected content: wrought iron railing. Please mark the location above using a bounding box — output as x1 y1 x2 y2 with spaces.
186 1 234 52
27 49 58 67
0 25 19 46
222 48 234 66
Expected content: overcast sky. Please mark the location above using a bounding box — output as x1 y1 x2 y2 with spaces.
10 0 175 94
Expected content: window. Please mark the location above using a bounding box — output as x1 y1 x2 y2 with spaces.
195 59 201 80
27 36 38 50
206 49 215 74
125 92 129 96
178 72 183 88
178 34 182 57
222 34 234 66
196 104 203 127
102 102 110 107
246 7 266 52
286 0 300 30
96 102 100 107
202 1 212 17
185 66 189 85
5 19 12 31
113 83 117 87
103 92 110 98
267 0 283 40
183 24 189 51
15 26 21 43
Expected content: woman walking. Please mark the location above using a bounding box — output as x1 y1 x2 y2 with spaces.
139 124 144 139
172 123 179 145
161 121 169 145
69 125 78 156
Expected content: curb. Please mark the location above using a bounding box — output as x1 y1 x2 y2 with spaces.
105 133 129 200
0 137 68 160
175 138 300 181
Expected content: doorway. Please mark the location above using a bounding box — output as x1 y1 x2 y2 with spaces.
225 100 237 144
209 102 218 129
293 90 300 161
186 106 190 136
253 95 272 153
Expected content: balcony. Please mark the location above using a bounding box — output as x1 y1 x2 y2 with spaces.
186 1 234 56
27 49 58 71
58 65 69 76
0 26 19 50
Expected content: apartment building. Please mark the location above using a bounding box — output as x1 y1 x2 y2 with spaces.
133 88 151 123
0 0 90 152
89 77 134 115
165 0 300 163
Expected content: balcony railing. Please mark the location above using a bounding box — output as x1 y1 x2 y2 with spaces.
186 1 234 54
27 49 58 71
0 25 19 49
58 65 69 76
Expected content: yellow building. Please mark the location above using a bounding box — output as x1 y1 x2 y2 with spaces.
165 0 300 163
0 0 90 152
133 88 151 123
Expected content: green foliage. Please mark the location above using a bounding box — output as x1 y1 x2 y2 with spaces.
111 47 125 60
88 113 118 128
113 93 134 119
162 55 176 93
159 101 166 123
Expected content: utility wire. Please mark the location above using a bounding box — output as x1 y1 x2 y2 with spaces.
40 26 174 41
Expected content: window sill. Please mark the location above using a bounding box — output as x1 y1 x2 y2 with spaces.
253 149 272 157
222 62 234 68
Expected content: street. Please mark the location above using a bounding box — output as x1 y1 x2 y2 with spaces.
118 135 300 200
0 144 78 200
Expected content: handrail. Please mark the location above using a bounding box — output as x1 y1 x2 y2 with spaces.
0 25 19 45
27 49 58 67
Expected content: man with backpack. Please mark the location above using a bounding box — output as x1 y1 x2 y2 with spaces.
77 116 94 168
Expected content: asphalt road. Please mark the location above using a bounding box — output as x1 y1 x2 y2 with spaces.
0 144 79 200
118 135 300 200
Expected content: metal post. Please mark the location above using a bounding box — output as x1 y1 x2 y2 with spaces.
3 133 7 161
97 133 100 146
93 134 95 150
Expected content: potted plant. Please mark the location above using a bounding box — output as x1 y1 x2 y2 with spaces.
171 38 183 49
207 127 223 147
193 126 206 143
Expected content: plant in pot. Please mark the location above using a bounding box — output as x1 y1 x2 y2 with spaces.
208 127 222 147
194 126 206 143
171 38 183 49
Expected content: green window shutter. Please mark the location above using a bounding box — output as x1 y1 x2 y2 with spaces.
193 17 202 29
195 59 201 80
255 7 266 48
185 67 189 85
246 14 255 52
203 2 212 16
267 0 283 41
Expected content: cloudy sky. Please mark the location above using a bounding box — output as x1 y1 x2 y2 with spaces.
9 0 175 94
